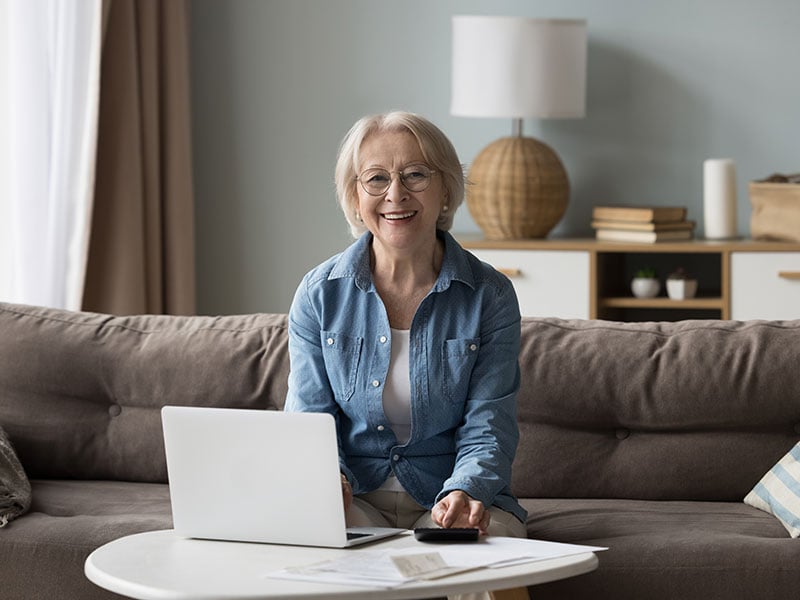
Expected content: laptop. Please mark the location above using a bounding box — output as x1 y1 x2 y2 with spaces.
161 405 405 548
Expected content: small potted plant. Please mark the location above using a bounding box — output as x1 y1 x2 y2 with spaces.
631 267 660 298
666 267 698 300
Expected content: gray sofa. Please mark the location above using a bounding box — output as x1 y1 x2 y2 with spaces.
1 301 798 599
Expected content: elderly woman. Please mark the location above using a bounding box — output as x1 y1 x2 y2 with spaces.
285 111 526 541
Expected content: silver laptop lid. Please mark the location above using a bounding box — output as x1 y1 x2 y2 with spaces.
162 406 351 547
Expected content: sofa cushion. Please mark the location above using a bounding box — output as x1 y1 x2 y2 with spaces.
0 303 290 482
521 498 800 600
513 318 800 501
744 441 800 537
0 479 171 600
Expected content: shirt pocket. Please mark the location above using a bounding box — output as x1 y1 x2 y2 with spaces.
441 337 480 403
320 330 363 403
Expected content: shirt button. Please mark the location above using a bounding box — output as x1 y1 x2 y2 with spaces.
469 343 478 351
326 338 334 346
372 380 380 388
379 335 387 344
377 425 385 431
393 455 400 461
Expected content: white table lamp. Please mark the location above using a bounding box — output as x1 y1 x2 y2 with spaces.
452 16 587 239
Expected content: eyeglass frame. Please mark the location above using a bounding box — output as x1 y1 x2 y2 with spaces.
354 164 438 196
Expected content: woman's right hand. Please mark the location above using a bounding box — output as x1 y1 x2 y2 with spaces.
432 490 490 534
340 473 353 510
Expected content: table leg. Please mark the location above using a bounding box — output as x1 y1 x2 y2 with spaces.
491 587 531 600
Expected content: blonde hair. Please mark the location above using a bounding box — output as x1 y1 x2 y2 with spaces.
334 111 465 238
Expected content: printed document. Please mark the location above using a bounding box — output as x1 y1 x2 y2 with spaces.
266 537 606 588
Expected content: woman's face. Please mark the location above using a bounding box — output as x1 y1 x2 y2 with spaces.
355 130 446 256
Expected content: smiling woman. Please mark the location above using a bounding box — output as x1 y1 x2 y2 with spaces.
335 112 465 240
286 111 530 599
352 129 445 293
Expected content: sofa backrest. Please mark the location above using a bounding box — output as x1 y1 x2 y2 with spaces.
513 318 800 502
2 302 799 501
0 303 289 483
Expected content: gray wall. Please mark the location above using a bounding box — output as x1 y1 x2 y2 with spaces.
190 0 800 315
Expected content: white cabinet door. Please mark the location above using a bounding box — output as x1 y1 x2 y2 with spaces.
469 249 590 318
731 252 800 320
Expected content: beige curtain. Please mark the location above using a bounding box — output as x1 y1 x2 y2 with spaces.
82 0 195 315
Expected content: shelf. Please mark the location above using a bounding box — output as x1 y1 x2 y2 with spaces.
458 236 800 253
600 297 724 310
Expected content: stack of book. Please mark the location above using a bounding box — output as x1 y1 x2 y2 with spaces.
592 206 695 243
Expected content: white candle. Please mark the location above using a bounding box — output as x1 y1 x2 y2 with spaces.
703 158 737 239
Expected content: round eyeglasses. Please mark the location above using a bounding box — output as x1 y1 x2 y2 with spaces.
355 164 437 196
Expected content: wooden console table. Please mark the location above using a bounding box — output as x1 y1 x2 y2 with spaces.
460 237 800 321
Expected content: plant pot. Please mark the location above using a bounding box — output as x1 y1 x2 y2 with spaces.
666 279 698 300
631 277 660 298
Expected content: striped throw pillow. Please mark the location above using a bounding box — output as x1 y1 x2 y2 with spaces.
744 442 800 538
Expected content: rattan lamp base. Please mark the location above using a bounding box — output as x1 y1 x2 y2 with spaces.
466 136 569 240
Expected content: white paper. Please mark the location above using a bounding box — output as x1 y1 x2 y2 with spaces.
391 552 481 580
268 552 415 588
392 537 606 570
265 538 606 588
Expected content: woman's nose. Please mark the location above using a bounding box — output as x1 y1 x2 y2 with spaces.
384 174 408 202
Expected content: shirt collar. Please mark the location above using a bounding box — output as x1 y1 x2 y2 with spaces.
328 230 476 293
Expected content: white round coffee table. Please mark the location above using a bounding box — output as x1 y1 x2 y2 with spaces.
85 529 598 599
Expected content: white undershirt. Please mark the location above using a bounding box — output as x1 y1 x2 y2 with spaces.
378 328 412 492
382 328 412 443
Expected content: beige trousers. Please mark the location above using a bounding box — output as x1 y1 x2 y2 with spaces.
348 489 527 538
347 490 529 600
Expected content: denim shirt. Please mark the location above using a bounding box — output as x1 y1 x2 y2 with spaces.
285 230 526 523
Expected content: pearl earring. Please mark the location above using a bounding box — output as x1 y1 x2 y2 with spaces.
443 205 449 213
356 211 362 222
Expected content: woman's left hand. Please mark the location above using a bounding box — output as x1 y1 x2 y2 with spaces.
432 490 490 534
340 473 353 511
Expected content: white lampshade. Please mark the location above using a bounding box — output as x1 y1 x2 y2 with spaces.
451 16 587 119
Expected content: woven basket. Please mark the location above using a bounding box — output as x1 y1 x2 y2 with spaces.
466 136 569 239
